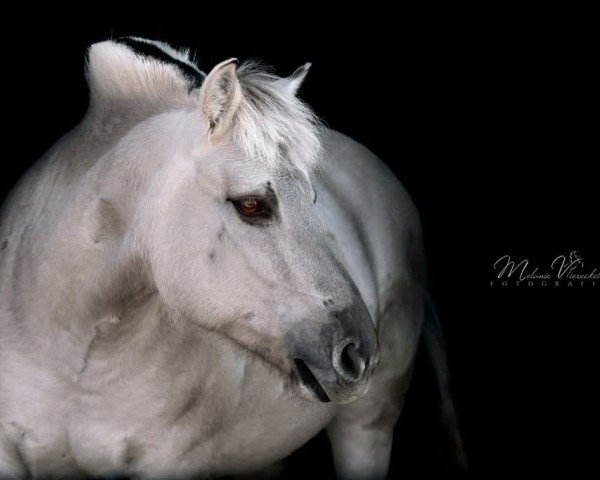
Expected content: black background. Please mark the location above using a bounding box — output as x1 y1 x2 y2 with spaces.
2 8 598 478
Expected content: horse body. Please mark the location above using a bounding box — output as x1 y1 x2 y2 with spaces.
0 39 427 479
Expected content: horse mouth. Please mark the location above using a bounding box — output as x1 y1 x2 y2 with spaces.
293 358 331 403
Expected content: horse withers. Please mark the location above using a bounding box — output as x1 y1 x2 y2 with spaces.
0 38 462 478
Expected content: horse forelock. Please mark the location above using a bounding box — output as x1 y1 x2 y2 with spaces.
233 62 323 175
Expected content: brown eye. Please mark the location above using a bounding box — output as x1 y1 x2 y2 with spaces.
229 193 277 225
234 197 262 216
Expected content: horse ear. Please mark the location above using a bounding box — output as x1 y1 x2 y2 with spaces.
278 63 311 95
199 58 242 138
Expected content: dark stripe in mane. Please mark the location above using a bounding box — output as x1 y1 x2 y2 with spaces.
116 37 205 90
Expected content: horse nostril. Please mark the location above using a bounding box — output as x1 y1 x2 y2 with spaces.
333 341 367 383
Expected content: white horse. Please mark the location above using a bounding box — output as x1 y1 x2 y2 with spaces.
0 38 462 479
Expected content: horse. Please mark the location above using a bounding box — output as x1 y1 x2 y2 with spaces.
0 37 463 478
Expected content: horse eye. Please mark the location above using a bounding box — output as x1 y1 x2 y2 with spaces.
233 197 263 217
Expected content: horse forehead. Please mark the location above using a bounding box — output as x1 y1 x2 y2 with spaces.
275 166 314 196
226 166 313 201
110 116 313 197
203 146 313 194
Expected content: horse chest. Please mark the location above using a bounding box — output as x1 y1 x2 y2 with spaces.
13 333 335 477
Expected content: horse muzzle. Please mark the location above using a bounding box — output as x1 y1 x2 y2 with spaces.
288 296 380 404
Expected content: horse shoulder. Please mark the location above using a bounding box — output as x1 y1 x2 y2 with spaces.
318 129 426 479
315 129 425 317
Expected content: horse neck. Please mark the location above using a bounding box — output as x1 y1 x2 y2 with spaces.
0 113 172 378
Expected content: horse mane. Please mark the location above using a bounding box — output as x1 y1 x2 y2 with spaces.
86 38 322 174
